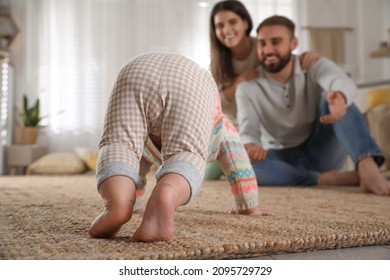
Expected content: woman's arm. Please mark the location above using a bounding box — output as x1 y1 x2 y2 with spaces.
300 51 320 70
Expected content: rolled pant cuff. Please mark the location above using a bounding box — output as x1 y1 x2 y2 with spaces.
96 162 142 190
355 153 385 170
156 160 203 204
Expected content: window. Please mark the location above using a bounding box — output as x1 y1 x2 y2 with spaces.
26 0 294 151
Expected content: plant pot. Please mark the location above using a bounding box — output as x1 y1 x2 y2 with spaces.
14 126 40 145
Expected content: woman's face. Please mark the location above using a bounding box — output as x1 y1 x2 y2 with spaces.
214 10 248 49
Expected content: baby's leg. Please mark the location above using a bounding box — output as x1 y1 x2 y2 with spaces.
133 173 190 241
132 54 216 242
89 176 136 238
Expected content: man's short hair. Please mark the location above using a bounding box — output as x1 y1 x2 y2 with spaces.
256 15 295 38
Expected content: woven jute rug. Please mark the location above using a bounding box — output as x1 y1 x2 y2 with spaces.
1 174 389 260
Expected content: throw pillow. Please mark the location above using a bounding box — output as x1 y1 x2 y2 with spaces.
367 87 390 110
27 152 87 175
74 147 98 171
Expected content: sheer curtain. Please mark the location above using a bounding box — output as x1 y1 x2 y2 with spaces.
27 0 294 152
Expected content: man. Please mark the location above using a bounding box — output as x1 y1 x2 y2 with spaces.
235 15 390 196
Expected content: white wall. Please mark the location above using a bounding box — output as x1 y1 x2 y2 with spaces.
382 0 390 76
296 0 390 83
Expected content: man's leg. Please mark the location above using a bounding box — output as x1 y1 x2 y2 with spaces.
252 144 318 186
331 103 389 195
310 97 389 195
252 151 359 186
302 100 360 186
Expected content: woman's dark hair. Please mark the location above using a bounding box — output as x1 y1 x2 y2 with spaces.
209 0 252 84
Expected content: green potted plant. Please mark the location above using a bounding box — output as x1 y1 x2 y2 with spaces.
14 94 43 145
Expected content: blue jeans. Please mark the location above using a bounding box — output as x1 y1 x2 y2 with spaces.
252 98 385 186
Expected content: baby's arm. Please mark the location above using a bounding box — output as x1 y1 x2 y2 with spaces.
208 91 271 216
215 116 270 216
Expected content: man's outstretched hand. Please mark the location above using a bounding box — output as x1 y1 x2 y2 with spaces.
320 90 347 124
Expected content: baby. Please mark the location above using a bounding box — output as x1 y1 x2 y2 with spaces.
89 52 269 242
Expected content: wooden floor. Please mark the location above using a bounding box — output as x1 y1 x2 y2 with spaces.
247 244 390 260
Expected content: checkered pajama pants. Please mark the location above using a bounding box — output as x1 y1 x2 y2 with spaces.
96 52 216 200
97 52 259 211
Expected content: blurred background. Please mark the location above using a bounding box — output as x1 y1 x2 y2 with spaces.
0 0 389 171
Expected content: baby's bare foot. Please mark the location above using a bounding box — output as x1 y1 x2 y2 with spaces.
89 176 137 238
359 157 390 196
89 217 121 238
318 170 360 186
89 199 135 238
133 186 177 242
